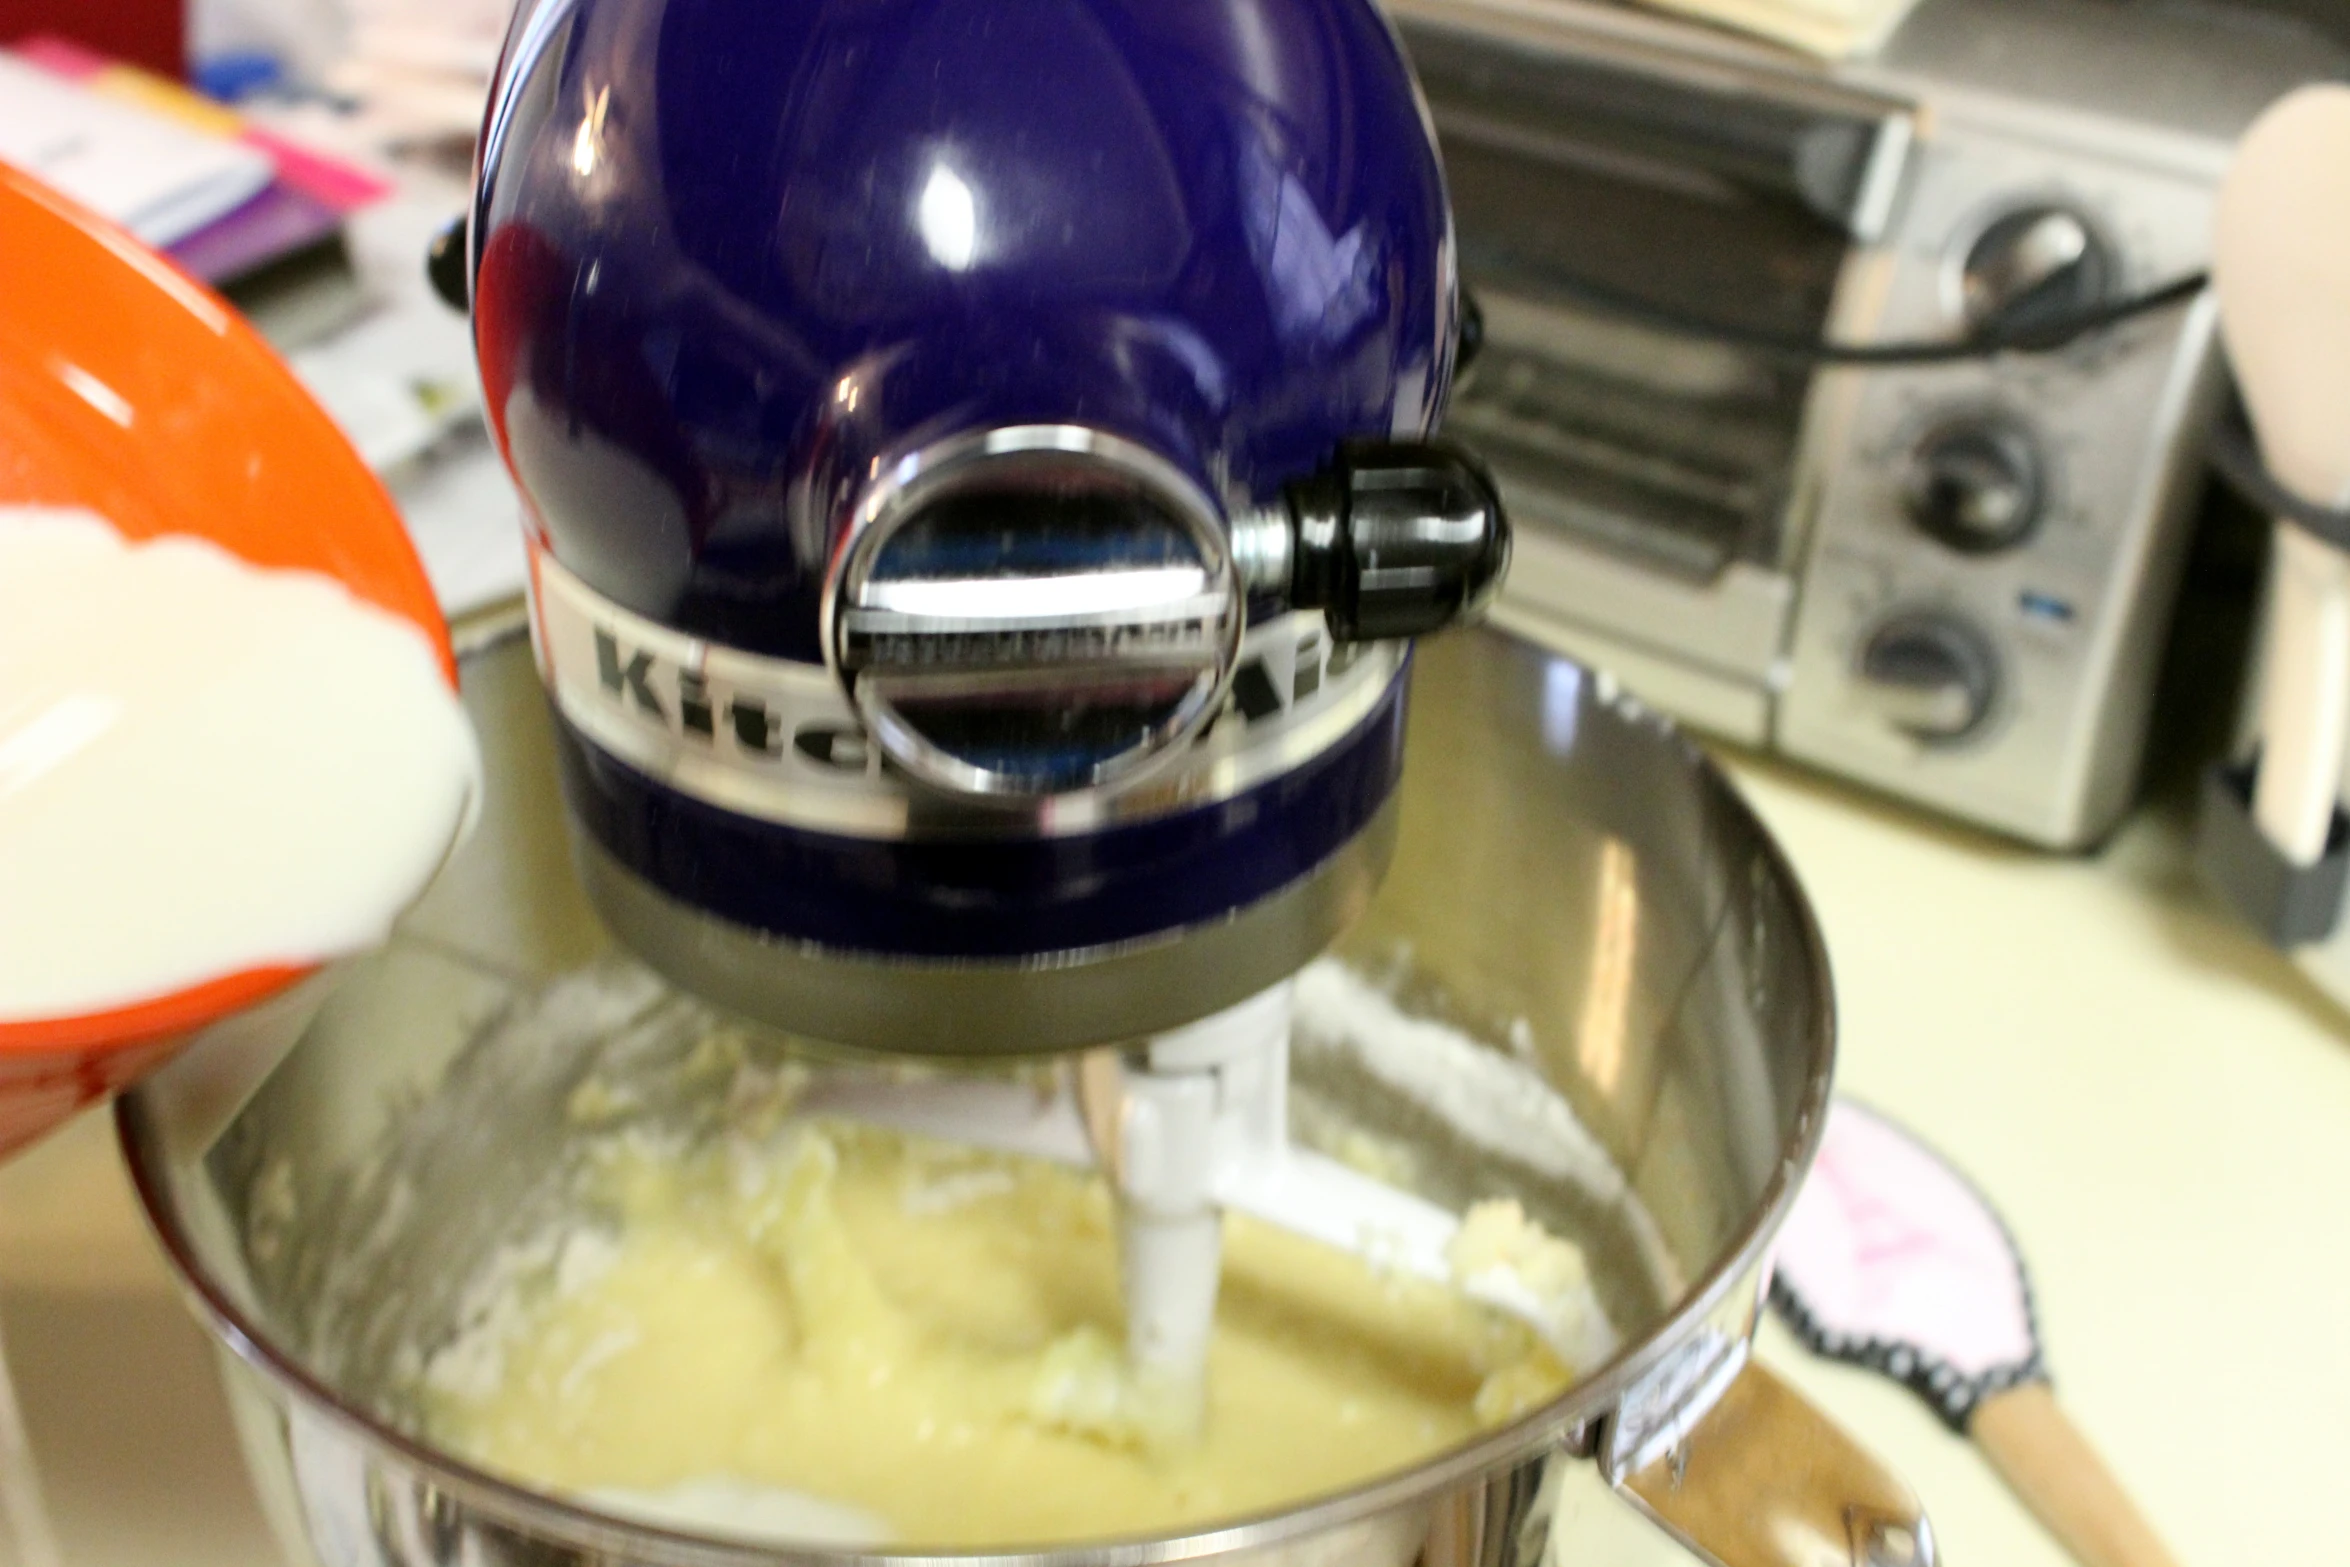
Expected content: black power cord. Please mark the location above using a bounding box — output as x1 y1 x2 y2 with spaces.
1486 269 2210 367
2209 401 2350 549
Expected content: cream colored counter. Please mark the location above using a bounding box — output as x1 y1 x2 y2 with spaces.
0 1110 282 1567
1725 755 2350 1567
2 762 2345 1566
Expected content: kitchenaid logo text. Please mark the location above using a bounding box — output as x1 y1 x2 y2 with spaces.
592 622 1360 774
594 628 872 772
532 543 1398 832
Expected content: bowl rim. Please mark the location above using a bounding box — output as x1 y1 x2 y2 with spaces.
0 966 310 1056
114 632 1839 1567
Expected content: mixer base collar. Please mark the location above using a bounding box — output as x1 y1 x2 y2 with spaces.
570 804 1398 1054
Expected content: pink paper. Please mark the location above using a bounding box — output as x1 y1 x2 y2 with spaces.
10 36 106 79
243 128 393 212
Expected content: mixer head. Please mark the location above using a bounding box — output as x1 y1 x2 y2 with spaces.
459 0 1507 1056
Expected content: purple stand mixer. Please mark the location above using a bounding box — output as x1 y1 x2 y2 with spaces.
440 0 1508 1419
103 5 1949 1559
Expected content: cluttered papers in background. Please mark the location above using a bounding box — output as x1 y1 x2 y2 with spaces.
2 37 393 285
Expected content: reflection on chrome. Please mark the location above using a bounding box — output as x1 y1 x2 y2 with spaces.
571 84 610 180
1542 660 1582 755
861 568 1212 621
1576 835 1639 1098
916 161 980 271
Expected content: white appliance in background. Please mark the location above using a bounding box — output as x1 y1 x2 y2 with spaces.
2195 86 2350 1017
1389 0 2345 849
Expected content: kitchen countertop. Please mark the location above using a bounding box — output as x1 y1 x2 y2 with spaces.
2 752 2346 1567
1727 753 2350 1567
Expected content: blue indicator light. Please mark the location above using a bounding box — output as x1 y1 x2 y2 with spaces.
2019 590 2075 624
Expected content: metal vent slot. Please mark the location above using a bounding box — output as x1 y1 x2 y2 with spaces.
1447 312 1792 583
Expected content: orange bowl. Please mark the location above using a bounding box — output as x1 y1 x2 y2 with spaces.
0 160 457 1157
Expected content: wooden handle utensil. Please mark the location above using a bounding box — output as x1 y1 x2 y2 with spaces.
1970 1383 2181 1567
1770 1100 2186 1567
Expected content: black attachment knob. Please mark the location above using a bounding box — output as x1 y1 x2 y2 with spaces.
1960 206 2113 345
1457 289 1486 376
426 212 470 313
1282 441 1511 642
1856 612 1998 743
1902 417 2045 553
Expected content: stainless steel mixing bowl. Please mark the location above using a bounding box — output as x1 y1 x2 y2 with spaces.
118 611 1934 1567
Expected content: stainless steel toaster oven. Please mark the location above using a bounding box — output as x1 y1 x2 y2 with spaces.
1394 0 2345 846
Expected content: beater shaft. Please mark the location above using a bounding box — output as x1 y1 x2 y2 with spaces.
1091 982 1294 1442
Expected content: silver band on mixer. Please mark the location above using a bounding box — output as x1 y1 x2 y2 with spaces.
526 540 1407 841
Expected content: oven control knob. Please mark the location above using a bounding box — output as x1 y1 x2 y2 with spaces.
1902 417 2044 553
1856 612 1997 742
1961 205 2114 340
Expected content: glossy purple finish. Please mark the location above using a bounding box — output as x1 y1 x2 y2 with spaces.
474 0 1457 661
